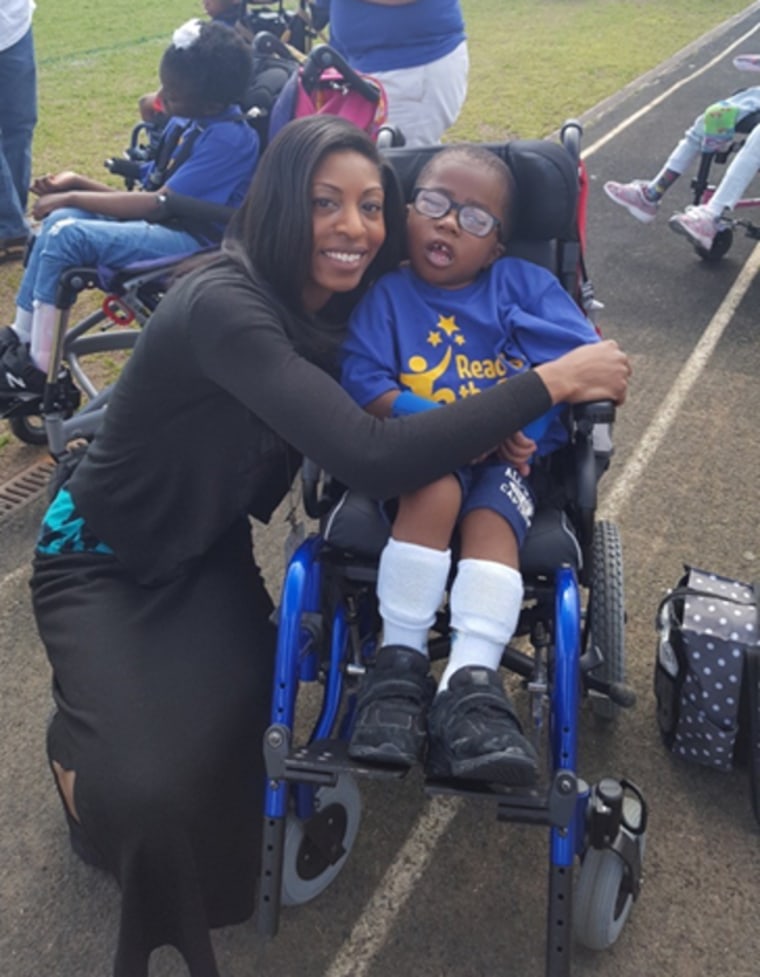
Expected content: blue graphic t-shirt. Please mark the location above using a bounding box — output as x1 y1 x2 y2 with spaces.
340 258 599 456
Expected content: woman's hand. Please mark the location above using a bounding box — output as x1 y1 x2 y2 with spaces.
535 340 631 406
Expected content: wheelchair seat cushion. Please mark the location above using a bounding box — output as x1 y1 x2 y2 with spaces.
320 490 582 576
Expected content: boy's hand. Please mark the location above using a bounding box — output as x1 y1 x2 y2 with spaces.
30 171 82 196
31 192 72 220
496 430 537 477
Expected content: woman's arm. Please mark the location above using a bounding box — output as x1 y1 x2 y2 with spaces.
191 277 630 500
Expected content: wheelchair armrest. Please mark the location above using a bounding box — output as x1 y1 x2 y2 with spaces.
571 399 616 428
155 190 236 227
571 401 615 555
104 157 143 181
301 458 346 519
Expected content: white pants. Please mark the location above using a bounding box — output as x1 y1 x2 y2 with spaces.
371 40 469 148
665 86 760 174
705 121 760 216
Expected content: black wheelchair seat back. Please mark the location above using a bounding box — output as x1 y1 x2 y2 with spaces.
381 137 580 289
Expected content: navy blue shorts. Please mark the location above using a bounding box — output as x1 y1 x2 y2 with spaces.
455 461 536 547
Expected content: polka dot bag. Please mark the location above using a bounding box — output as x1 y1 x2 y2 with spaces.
654 566 759 777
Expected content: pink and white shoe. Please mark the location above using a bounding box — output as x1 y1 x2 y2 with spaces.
733 54 760 73
603 180 659 223
668 205 720 251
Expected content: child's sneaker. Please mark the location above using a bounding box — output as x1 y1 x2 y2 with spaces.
668 205 719 251
348 645 436 766
426 666 537 786
603 180 659 223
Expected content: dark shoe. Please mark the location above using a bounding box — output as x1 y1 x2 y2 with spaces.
0 325 21 359
0 342 45 396
426 666 538 786
348 645 436 766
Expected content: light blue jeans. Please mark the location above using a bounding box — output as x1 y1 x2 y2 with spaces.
16 208 201 310
0 26 37 239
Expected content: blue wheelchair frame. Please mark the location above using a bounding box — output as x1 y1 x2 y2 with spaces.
258 531 644 976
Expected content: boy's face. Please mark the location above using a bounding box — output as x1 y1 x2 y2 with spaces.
406 157 506 290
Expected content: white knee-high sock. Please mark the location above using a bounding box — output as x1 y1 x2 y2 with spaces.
440 558 523 690
377 537 451 655
10 306 33 343
30 300 58 372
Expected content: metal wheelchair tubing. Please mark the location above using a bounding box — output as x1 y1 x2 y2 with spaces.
550 564 581 869
265 534 323 819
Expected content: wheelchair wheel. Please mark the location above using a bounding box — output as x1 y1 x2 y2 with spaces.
588 520 625 721
9 412 47 446
696 227 733 262
573 794 647 951
281 774 361 906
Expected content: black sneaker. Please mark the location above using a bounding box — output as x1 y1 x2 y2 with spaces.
0 342 45 396
348 645 436 766
426 666 538 786
0 326 21 359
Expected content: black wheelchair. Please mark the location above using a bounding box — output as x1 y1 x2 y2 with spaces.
256 128 648 977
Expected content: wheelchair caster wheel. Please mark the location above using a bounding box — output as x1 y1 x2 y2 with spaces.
281 774 361 906
588 520 626 721
696 226 733 262
9 412 47 446
573 792 646 950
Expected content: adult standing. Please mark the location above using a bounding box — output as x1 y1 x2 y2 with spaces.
0 0 37 260
313 0 468 147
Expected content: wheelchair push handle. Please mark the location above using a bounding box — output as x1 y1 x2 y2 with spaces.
301 44 382 106
251 30 295 60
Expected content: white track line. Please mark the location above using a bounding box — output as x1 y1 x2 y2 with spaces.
600 241 760 523
323 24 760 977
582 18 760 160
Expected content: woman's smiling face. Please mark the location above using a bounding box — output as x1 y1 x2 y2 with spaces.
301 150 387 313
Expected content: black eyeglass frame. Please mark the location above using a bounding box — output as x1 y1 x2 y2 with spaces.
410 186 502 238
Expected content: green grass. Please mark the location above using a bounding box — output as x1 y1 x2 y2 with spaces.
0 0 755 453
28 0 756 168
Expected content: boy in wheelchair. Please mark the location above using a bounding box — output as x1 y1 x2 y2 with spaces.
0 19 259 404
340 145 600 786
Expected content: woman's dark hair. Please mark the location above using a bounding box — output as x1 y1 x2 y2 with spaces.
227 115 406 316
160 21 253 108
417 144 516 245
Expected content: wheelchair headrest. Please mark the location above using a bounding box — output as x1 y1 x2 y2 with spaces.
381 139 578 243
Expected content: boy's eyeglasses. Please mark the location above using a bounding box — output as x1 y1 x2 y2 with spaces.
411 187 501 238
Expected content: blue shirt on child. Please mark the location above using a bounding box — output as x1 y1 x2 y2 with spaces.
340 259 600 457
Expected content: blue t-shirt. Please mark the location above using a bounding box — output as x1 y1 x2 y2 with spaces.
314 0 465 73
340 259 600 456
139 108 260 241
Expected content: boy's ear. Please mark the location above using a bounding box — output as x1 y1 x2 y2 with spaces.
483 240 506 268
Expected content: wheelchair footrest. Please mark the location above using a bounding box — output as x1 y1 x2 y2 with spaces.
425 769 577 829
263 726 408 786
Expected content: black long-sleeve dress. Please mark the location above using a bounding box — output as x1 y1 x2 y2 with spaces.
31 257 551 977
